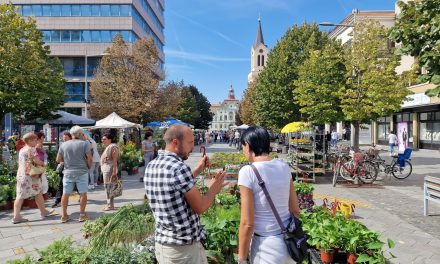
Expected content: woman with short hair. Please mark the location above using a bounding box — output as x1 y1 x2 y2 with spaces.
12 132 54 224
141 131 155 182
237 126 300 264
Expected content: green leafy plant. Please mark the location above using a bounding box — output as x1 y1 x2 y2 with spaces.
215 192 239 209
210 152 247 169
294 181 314 194
119 142 143 172
87 204 155 254
45 168 59 191
36 236 85 264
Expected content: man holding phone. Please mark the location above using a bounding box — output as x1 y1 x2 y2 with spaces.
144 124 226 264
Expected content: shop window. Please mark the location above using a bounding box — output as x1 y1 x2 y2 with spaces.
402 113 410 122
435 112 440 120
420 113 428 121
395 114 402 122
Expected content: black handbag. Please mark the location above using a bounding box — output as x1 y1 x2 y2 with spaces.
250 164 308 263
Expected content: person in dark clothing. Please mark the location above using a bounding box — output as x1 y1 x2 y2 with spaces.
51 132 72 208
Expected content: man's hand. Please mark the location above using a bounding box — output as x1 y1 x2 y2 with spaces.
208 170 227 194
193 155 208 176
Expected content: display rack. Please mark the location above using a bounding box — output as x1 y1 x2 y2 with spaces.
289 130 325 182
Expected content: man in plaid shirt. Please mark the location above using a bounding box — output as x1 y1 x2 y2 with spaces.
144 124 226 264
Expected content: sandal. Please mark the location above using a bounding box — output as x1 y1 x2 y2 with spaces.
41 209 57 219
79 214 90 222
103 205 115 211
12 217 29 224
61 215 70 223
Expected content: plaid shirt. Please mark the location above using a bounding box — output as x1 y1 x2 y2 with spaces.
144 150 207 245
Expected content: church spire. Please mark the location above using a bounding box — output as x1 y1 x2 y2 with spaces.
254 16 265 48
228 84 236 100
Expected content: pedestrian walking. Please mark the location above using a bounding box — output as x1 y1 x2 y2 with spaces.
51 132 72 208
237 126 300 264
144 124 226 264
388 130 398 155
141 131 155 182
56 126 92 223
100 133 120 211
331 130 338 147
12 132 55 224
85 132 100 190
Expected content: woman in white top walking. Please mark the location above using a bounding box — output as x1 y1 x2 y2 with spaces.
237 126 300 264
388 130 398 155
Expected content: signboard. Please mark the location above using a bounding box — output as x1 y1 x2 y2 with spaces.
359 123 372 145
397 122 409 152
402 93 430 108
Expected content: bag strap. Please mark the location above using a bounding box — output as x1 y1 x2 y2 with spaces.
250 164 286 233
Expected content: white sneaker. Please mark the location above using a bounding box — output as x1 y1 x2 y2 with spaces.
94 183 98 187
88 184 95 190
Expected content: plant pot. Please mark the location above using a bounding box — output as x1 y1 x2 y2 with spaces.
43 193 49 200
26 198 38 209
320 249 334 264
128 167 139 175
347 253 357 264
0 201 13 211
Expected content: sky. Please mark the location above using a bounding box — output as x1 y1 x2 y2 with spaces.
163 0 396 105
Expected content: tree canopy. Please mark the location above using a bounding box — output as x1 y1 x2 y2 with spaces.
174 88 200 126
187 85 213 129
0 4 64 124
239 80 257 125
293 40 346 124
90 35 162 123
253 23 330 130
341 19 410 149
390 0 440 96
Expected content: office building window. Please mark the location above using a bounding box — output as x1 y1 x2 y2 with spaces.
18 4 133 17
61 5 71 16
71 5 80 16
42 30 136 43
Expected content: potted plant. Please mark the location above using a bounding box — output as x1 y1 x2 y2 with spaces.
294 181 314 212
45 168 60 197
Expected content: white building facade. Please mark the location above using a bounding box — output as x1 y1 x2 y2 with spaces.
209 86 240 132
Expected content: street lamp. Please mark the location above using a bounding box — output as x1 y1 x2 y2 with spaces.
320 9 359 149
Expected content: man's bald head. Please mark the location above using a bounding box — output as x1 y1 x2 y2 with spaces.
163 124 191 145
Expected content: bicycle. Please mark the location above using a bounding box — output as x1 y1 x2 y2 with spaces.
332 152 378 187
369 149 413 180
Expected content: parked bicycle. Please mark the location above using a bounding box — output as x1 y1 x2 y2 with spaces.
332 151 378 187
368 148 413 180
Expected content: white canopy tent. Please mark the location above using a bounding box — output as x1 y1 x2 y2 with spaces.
83 112 142 129
235 124 250 130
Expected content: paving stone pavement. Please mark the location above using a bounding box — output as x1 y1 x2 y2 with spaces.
1 142 440 263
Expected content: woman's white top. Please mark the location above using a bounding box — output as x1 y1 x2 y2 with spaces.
388 134 398 144
238 159 291 236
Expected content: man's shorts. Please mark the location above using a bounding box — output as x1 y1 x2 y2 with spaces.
63 173 88 194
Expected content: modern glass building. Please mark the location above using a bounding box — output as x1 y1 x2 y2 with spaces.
1 0 165 117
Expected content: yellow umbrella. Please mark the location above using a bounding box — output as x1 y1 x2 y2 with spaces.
280 122 309 133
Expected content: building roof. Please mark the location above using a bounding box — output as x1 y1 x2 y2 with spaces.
328 10 395 39
253 17 265 48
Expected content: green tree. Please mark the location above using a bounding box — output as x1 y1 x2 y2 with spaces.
174 88 200 126
90 35 162 123
239 81 257 125
187 85 213 129
0 4 64 125
156 80 184 119
293 41 346 124
253 22 330 130
342 19 410 150
390 0 440 96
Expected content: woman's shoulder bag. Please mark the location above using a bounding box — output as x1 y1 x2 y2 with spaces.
249 164 308 263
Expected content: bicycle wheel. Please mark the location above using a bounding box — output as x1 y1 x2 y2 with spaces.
392 160 412 179
338 161 355 181
357 160 378 184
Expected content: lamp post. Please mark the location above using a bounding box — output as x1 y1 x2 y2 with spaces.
83 52 109 118
320 9 360 149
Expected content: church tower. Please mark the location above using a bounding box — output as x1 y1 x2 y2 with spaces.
248 17 268 83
